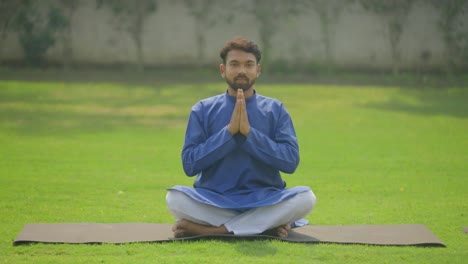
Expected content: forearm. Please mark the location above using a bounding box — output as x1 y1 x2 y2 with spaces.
241 127 299 173
182 126 237 176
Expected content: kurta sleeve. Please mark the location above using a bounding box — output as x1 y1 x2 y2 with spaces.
240 104 299 173
181 105 237 176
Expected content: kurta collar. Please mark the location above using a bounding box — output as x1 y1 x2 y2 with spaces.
225 89 257 103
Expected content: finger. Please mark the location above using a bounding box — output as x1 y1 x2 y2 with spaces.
239 94 250 136
235 95 241 112
239 93 245 112
237 89 244 99
237 95 243 110
228 96 241 135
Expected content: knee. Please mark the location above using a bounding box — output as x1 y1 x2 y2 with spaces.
299 190 316 213
166 190 186 211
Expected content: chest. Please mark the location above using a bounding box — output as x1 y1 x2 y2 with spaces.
205 103 276 137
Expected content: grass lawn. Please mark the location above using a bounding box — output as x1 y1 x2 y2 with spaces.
0 79 467 263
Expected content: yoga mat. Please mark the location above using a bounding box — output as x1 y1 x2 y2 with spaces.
13 223 445 247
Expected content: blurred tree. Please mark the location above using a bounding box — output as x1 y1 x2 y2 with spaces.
97 0 157 71
360 0 416 76
182 0 215 66
13 3 68 67
242 0 303 72
309 0 355 73
54 0 80 70
0 0 28 64
251 0 279 72
182 0 235 66
425 0 468 74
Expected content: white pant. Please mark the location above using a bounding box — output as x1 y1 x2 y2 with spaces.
166 190 316 235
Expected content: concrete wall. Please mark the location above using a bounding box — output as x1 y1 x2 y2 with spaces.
1 0 466 70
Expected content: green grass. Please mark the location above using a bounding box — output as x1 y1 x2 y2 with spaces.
0 80 467 263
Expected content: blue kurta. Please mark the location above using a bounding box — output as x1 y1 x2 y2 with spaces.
169 90 310 211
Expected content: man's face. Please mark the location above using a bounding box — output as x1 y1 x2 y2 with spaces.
220 49 261 92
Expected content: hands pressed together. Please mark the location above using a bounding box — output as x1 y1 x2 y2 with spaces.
228 89 250 137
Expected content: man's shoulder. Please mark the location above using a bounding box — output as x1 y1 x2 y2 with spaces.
191 93 226 110
256 93 284 107
199 93 225 104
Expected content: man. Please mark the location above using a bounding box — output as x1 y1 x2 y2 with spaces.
166 37 316 238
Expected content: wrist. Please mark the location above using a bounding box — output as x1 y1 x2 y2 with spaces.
227 124 237 135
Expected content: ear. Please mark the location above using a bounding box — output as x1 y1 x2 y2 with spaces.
256 64 261 77
220 64 226 78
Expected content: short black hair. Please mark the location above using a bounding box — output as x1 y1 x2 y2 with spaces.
220 37 262 64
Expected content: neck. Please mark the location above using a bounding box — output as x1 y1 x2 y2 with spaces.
228 87 254 98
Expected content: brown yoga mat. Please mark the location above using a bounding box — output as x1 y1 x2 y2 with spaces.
13 223 445 247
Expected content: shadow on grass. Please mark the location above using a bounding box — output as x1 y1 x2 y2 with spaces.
0 81 222 135
0 67 221 86
363 87 468 119
0 109 188 135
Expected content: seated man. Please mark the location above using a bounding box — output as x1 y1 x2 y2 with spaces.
166 37 316 238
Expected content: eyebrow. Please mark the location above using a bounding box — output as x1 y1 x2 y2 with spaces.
228 60 256 63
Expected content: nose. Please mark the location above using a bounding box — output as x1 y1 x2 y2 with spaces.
239 65 247 74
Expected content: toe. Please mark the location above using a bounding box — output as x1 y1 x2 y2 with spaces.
173 230 186 238
277 227 288 238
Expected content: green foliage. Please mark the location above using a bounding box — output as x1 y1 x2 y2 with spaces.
268 59 295 74
182 0 227 63
360 0 412 14
307 0 355 73
0 0 28 34
183 0 216 20
359 0 416 76
18 30 54 66
13 4 68 66
425 0 468 71
244 0 308 72
51 0 81 69
359 0 415 38
97 0 157 19
48 6 69 31
97 0 158 70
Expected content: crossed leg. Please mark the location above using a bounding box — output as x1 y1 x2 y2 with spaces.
166 190 315 238
172 219 229 237
172 219 292 238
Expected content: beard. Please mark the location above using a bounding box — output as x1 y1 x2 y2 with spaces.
226 75 256 92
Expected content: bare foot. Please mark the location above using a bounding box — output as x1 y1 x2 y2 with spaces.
262 223 292 238
275 224 292 238
172 219 230 238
